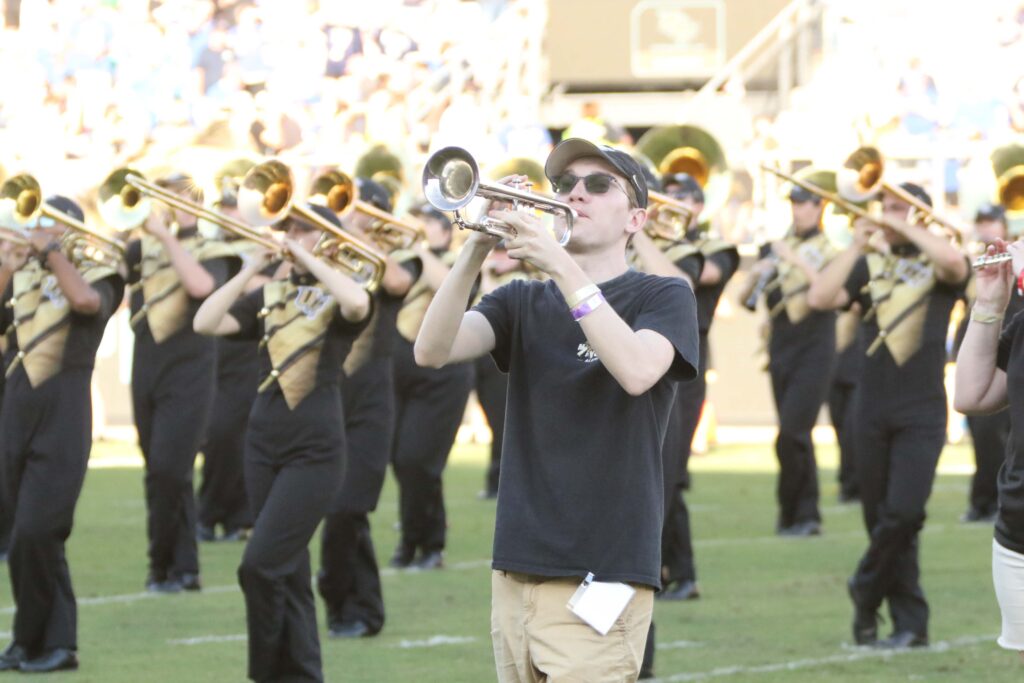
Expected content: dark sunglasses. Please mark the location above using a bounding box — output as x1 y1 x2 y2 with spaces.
551 172 630 201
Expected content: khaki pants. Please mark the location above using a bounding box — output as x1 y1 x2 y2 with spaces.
491 570 654 683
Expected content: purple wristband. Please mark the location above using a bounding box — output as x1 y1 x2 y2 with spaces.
571 292 605 321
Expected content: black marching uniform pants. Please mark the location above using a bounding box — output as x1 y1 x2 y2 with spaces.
660 337 708 585
133 353 215 581
768 355 831 528
965 412 1008 517
239 390 344 683
392 338 473 557
828 378 859 500
198 345 255 534
319 358 394 633
475 355 508 497
850 404 945 636
1 369 91 657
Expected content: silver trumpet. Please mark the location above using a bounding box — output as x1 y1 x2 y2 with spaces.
421 146 576 246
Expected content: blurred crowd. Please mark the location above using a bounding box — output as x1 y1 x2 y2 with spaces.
0 0 551 206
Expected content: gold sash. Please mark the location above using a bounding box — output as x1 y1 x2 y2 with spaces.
865 252 936 366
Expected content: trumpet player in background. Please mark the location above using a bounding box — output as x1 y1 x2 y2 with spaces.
193 204 372 683
415 139 698 682
317 178 423 639
807 184 969 649
124 173 236 594
737 185 836 537
0 197 125 673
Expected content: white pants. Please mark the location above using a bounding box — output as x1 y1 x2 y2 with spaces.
992 539 1024 650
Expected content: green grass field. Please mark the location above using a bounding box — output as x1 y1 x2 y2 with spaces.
0 438 1021 682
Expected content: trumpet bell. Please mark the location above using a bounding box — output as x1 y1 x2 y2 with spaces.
238 161 294 227
98 168 152 230
0 174 43 228
422 147 480 212
992 143 1024 212
635 124 730 217
836 147 884 202
309 170 355 214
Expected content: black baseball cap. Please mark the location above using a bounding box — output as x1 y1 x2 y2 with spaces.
44 195 85 223
662 173 704 203
975 202 1006 223
896 182 932 208
357 178 393 214
410 204 452 231
544 138 648 208
788 185 822 204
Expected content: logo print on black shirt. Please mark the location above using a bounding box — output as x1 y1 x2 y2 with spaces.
295 286 331 320
577 342 599 363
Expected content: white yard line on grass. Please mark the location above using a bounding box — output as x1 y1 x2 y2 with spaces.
168 634 247 646
653 634 996 682
393 635 478 649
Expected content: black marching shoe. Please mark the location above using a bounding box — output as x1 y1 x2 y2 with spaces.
19 648 78 673
145 573 182 594
196 523 217 542
177 572 202 591
388 544 415 569
960 507 997 524
657 579 700 601
328 620 374 639
0 643 26 671
847 578 880 645
779 520 822 537
412 550 444 570
873 631 928 649
221 527 250 542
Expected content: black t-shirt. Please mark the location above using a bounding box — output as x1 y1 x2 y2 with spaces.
687 231 740 336
843 245 968 414
996 309 1024 554
473 269 699 588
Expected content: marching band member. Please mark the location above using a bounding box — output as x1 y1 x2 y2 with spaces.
808 184 969 648
317 179 421 638
193 204 372 682
0 197 124 672
738 185 836 536
389 206 474 571
125 173 236 593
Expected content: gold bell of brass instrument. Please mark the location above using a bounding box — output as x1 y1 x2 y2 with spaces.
645 190 693 242
309 170 424 252
238 162 386 292
0 173 126 267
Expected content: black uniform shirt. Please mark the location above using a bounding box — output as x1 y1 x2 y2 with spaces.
368 256 423 360
125 229 232 363
764 229 837 368
843 244 968 413
227 271 371 406
687 230 740 335
1 270 123 378
996 309 1024 554
473 269 699 588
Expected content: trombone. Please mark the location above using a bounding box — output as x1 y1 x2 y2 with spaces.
237 162 386 291
837 146 965 242
98 166 284 254
645 190 693 242
422 146 576 246
309 170 424 252
0 173 126 267
760 163 887 228
99 163 386 291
